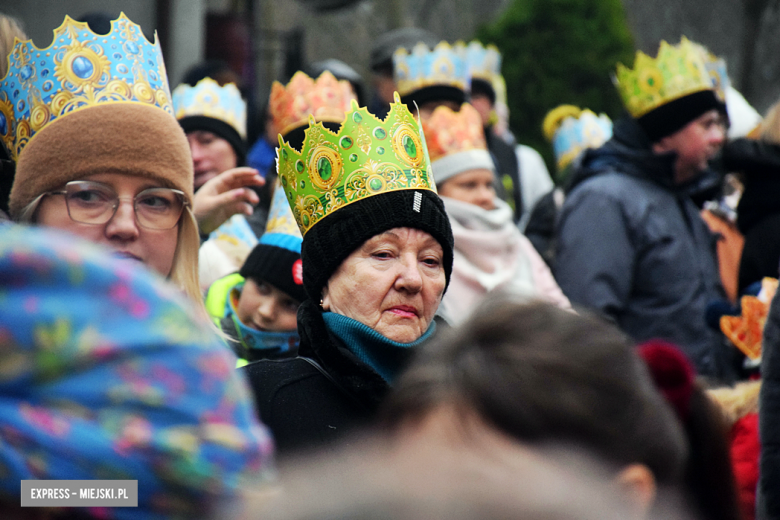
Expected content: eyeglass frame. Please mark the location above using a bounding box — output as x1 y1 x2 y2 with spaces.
33 180 190 231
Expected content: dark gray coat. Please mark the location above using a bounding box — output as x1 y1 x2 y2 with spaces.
554 118 726 379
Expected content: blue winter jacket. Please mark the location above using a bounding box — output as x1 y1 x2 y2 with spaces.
554 118 727 379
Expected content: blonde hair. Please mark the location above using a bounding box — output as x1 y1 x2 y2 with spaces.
0 14 25 79
760 100 780 144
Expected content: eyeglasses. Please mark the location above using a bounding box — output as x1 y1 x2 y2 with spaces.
47 181 188 230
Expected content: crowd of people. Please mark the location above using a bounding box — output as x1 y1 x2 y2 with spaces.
1 8 779 520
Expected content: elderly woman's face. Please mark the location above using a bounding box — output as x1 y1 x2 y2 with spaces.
36 173 180 277
322 227 446 343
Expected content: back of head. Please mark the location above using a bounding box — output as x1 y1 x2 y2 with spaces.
383 297 688 485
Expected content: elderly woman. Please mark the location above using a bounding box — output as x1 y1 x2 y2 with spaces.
242 94 454 454
1 15 202 304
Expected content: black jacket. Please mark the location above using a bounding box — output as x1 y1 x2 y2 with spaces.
554 117 727 379
240 299 393 456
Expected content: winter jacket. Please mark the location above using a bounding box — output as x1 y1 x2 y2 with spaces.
759 290 780 518
554 117 727 379
241 300 404 456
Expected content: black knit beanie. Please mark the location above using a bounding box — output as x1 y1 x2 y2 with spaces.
637 90 720 143
400 85 466 109
179 115 247 166
301 189 454 302
240 242 306 303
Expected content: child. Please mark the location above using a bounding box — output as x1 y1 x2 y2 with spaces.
206 183 305 364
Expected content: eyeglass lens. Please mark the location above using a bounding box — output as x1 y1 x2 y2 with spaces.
63 181 185 230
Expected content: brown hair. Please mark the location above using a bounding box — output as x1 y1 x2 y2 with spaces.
760 100 780 144
382 297 688 485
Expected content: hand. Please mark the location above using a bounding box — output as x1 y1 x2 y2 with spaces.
193 167 265 235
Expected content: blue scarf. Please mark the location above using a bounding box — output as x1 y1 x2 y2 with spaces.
322 312 436 383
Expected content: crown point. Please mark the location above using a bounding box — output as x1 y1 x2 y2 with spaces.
393 91 401 104
350 99 360 111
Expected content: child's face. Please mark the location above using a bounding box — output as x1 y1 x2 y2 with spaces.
237 278 300 332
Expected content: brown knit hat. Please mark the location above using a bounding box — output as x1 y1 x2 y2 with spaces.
9 102 193 219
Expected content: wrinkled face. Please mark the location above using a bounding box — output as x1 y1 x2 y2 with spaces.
653 109 726 184
438 168 497 211
36 173 179 277
237 278 300 332
322 228 446 343
187 130 238 190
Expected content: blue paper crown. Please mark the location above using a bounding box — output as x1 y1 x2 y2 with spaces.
172 78 247 138
0 13 173 160
393 41 469 98
466 41 501 84
260 179 302 254
553 110 613 171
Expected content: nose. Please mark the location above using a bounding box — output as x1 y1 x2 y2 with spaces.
394 253 424 293
104 199 140 241
256 297 278 324
475 185 495 211
189 140 205 164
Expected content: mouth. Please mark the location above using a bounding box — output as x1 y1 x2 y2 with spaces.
387 305 419 319
113 251 142 262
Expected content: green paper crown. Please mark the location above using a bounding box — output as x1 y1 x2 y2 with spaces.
277 93 437 236
614 37 713 118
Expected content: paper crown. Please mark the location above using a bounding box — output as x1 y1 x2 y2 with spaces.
543 105 613 171
172 77 246 138
614 37 713 118
0 13 172 161
422 103 487 163
466 41 501 84
269 70 356 138
693 43 729 104
393 41 469 98
277 92 436 236
260 179 303 253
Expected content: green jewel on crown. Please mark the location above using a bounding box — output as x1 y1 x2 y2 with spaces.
277 93 437 236
614 37 713 118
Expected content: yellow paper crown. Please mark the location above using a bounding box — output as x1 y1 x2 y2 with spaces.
614 37 714 118
269 70 356 137
422 103 487 163
277 93 436 236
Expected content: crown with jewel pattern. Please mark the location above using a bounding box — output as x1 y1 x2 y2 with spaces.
543 105 613 171
393 41 468 98
691 42 729 104
466 41 501 85
277 92 436 236
172 77 246 138
422 103 487 163
270 70 356 137
614 37 714 118
0 13 173 161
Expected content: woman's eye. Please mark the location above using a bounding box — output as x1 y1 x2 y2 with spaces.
137 195 172 210
69 189 110 206
372 251 393 259
422 257 441 267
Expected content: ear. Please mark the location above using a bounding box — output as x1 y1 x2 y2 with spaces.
321 285 331 311
651 135 673 154
616 463 656 516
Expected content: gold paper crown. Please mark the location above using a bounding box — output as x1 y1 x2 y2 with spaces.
277 93 436 236
614 37 714 118
172 78 247 138
269 70 356 137
422 103 487 163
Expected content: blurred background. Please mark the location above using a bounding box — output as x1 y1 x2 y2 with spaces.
1 0 778 168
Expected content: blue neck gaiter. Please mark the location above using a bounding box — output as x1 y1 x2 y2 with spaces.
322 312 436 383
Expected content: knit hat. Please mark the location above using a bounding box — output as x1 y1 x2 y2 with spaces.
422 103 494 185
239 181 306 303
637 340 695 421
276 95 454 302
173 77 247 165
2 15 193 219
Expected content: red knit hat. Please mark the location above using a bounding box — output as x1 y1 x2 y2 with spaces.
637 340 695 421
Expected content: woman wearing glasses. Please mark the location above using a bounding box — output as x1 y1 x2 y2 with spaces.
2 15 202 304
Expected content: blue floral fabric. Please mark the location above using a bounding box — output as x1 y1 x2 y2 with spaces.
0 225 275 518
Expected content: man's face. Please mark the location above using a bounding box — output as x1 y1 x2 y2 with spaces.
653 109 726 184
